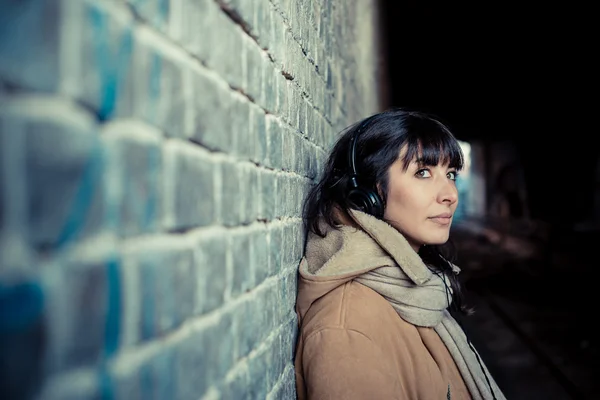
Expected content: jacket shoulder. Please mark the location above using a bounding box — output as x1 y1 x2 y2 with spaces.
300 280 406 341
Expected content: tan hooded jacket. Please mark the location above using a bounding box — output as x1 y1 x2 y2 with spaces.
294 210 473 400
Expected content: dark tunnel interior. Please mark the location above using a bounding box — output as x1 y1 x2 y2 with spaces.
379 1 599 399
380 0 598 225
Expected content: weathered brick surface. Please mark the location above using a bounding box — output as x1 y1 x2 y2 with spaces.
0 0 381 398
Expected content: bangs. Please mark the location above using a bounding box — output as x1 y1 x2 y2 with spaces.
399 118 464 170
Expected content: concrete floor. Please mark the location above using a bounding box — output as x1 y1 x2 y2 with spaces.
450 218 599 400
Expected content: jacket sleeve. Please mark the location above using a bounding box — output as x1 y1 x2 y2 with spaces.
301 328 405 399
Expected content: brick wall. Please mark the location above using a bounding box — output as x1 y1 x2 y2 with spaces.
0 0 383 398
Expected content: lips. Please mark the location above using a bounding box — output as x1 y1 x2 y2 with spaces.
431 213 452 218
428 213 453 225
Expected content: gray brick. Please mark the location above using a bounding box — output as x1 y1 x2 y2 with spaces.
217 159 244 227
275 175 286 218
325 60 333 90
292 177 306 218
220 363 249 400
194 229 228 315
176 313 235 398
281 129 295 172
102 127 163 237
297 98 306 135
190 68 235 153
134 30 188 137
275 365 297 400
251 106 268 165
266 117 282 170
324 92 332 124
252 286 277 347
294 134 305 175
268 223 283 276
174 333 210 399
287 84 300 130
308 73 318 111
245 38 266 106
79 2 136 120
232 299 254 359
247 348 269 399
282 272 298 322
241 165 260 224
108 349 177 400
283 175 296 217
232 99 256 161
281 222 295 266
265 330 286 396
127 0 170 32
262 57 278 114
306 142 318 179
306 105 316 143
253 0 272 48
232 288 275 360
230 228 254 297
275 73 288 120
163 141 215 231
191 70 256 161
316 149 327 180
124 239 195 342
294 220 305 262
253 226 270 286
19 113 106 249
259 170 277 222
136 350 177 400
0 1 61 92
44 256 114 371
36 371 99 400
206 5 246 91
269 8 287 70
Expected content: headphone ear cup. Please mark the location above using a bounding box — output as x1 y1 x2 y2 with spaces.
347 187 384 219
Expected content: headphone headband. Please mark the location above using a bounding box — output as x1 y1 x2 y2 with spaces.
345 115 384 218
348 116 375 178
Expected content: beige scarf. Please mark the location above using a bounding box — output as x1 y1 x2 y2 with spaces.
347 210 507 400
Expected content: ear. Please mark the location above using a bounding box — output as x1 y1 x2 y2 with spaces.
376 183 384 198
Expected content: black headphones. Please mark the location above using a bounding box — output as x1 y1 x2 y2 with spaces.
346 116 385 218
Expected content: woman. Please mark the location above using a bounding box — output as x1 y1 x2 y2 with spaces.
294 109 506 399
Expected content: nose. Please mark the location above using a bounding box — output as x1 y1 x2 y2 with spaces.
437 178 458 205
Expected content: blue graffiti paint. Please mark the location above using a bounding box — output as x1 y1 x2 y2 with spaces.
99 366 114 400
144 147 160 231
141 258 155 340
104 257 121 357
90 5 133 121
55 137 104 250
140 361 154 398
0 0 45 60
0 281 44 334
159 0 170 26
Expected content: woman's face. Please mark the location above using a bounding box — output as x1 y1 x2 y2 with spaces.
382 147 459 252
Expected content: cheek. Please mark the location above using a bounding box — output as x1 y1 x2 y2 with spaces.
385 186 414 216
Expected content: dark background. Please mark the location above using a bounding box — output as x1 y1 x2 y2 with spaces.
379 0 597 225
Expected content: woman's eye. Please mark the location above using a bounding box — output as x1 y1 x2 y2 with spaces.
415 169 431 178
447 171 458 181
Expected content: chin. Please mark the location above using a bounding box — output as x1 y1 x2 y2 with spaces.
424 235 450 246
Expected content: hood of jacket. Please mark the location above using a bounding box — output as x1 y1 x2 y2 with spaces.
296 208 437 322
